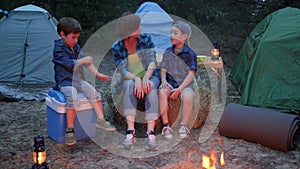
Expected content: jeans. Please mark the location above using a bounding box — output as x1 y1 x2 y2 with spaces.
122 76 160 121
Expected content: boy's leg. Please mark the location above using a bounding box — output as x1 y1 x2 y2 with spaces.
92 101 116 131
178 87 194 138
66 108 76 128
159 88 170 124
180 88 194 126
65 108 76 146
79 81 116 131
60 86 79 146
159 83 173 139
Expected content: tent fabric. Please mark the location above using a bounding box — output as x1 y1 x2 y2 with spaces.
229 7 300 110
0 4 59 85
219 103 300 152
135 2 173 52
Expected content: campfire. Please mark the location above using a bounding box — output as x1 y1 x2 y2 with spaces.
202 148 226 169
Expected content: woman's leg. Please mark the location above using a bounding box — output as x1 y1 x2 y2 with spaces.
123 80 137 130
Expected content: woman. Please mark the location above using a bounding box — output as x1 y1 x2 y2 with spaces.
111 13 160 151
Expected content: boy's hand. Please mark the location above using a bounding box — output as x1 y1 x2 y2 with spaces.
96 73 109 82
170 88 181 99
80 56 93 65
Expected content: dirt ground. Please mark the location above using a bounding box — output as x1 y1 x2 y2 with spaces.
0 48 299 169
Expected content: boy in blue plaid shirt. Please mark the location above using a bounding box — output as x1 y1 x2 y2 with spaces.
159 21 198 139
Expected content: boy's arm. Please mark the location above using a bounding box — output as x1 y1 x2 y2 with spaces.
77 56 93 66
86 63 109 82
169 70 195 99
177 70 195 92
159 68 169 89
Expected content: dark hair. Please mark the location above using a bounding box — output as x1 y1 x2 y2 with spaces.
117 12 141 39
57 17 82 36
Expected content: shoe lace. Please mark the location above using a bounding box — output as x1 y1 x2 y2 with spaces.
162 126 173 135
179 125 190 134
125 130 135 141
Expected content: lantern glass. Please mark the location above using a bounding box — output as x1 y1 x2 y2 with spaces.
33 151 46 165
212 48 220 56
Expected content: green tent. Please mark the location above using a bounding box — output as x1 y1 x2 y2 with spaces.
229 7 300 111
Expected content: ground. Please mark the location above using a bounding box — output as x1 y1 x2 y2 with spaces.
0 47 299 169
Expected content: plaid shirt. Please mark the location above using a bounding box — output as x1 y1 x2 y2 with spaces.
112 34 159 78
160 44 197 88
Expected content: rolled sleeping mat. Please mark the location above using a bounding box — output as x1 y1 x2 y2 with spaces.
219 103 300 152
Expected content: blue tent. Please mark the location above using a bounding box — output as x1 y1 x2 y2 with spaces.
135 2 173 52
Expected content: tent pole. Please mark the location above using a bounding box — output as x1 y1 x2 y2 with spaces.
21 19 31 87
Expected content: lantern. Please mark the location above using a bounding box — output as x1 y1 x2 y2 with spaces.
211 42 220 60
32 136 48 169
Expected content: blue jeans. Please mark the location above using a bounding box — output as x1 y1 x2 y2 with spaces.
122 76 160 121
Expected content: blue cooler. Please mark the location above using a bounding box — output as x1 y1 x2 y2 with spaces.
46 88 97 143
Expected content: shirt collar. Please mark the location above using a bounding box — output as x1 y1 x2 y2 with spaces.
170 44 189 53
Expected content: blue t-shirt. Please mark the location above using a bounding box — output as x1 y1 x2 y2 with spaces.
160 44 197 88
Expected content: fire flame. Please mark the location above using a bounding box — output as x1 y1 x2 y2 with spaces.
220 152 226 166
202 149 225 169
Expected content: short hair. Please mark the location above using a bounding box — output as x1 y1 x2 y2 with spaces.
173 21 191 46
57 17 82 36
117 13 141 39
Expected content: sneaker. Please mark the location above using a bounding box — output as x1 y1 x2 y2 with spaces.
65 128 76 146
161 124 173 139
178 125 190 139
96 118 116 131
145 131 159 151
122 130 136 149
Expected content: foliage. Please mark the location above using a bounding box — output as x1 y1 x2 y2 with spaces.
1 0 299 48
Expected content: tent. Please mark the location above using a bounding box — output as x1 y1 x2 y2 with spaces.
229 7 300 111
135 2 173 52
0 4 59 85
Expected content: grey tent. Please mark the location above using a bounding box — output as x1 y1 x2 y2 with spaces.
0 4 59 85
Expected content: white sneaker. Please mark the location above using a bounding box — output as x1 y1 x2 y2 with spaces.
161 125 173 139
179 125 190 138
145 131 159 151
122 130 136 149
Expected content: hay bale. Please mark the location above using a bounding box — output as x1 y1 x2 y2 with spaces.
111 86 211 131
166 86 211 129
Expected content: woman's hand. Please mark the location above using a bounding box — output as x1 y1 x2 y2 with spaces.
134 76 144 99
142 79 152 94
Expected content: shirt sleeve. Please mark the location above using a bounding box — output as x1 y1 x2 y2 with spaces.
112 42 130 77
188 49 198 72
146 36 157 64
53 46 76 71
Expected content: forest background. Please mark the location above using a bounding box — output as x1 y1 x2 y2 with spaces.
1 0 300 55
